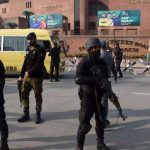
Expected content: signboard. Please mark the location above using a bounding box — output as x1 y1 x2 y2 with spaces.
98 10 141 27
30 14 63 29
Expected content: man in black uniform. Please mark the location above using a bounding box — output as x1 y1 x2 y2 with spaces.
17 32 46 124
75 37 110 150
0 60 9 150
114 43 123 78
49 42 61 82
100 40 117 126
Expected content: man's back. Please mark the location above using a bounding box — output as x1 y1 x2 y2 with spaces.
114 47 123 60
100 50 117 79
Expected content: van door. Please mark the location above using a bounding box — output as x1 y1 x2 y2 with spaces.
37 40 51 74
1 36 27 75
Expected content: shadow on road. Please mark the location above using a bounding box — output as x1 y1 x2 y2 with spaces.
6 108 150 149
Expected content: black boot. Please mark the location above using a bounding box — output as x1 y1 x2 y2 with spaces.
35 112 41 124
17 108 30 122
1 140 9 150
55 78 59 82
97 141 110 150
76 145 83 150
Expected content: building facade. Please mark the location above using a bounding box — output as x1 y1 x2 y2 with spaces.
0 0 150 35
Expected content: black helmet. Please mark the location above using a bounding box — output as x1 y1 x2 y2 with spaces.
85 37 101 51
100 40 107 49
27 32 36 40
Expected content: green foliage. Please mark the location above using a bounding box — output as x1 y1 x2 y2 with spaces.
22 10 34 18
4 22 17 29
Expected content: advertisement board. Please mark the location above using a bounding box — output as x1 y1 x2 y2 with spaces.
30 14 63 29
98 10 141 27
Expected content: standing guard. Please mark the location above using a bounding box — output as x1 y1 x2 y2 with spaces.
100 40 117 126
114 43 123 78
0 60 9 150
49 42 61 82
75 37 110 150
17 32 46 124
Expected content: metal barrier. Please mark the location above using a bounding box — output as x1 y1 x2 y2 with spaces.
122 60 137 75
65 57 80 72
122 58 150 75
65 57 150 75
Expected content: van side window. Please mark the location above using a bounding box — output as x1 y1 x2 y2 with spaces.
3 36 27 51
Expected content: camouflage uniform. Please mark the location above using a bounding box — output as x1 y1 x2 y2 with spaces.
18 40 46 124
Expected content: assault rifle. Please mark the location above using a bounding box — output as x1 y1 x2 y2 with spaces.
90 66 127 121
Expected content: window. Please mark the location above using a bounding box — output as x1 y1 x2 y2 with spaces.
26 1 32 8
3 36 27 51
88 22 96 30
0 0 9 4
126 29 137 35
2 8 6 14
74 21 80 35
88 2 108 16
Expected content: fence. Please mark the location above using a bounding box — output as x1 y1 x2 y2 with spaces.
65 57 150 75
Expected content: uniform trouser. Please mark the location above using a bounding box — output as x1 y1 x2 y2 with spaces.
50 62 59 80
101 94 108 120
101 81 111 120
116 59 123 77
0 90 8 142
21 76 43 112
77 89 105 147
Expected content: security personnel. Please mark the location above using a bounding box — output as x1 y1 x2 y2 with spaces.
114 43 123 78
0 60 9 150
75 37 110 150
17 32 46 124
100 40 117 126
49 42 61 82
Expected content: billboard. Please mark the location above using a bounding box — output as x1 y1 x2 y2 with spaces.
98 10 141 27
30 14 63 29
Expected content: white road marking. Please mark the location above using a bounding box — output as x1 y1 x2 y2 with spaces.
132 92 150 96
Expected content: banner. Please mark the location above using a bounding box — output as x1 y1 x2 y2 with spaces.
30 14 63 29
98 10 141 27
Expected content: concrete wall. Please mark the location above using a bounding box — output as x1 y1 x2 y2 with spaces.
59 35 150 57
0 0 150 35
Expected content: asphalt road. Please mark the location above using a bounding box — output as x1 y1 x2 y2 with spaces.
3 71 150 150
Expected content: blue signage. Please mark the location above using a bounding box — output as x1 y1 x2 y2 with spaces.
30 14 63 29
98 10 141 27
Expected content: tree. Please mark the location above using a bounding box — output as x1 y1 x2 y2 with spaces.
4 22 18 29
22 10 34 28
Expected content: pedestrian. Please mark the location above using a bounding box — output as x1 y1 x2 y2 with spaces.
49 42 61 82
114 42 123 78
100 40 117 126
0 60 9 150
75 37 110 150
17 32 46 124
